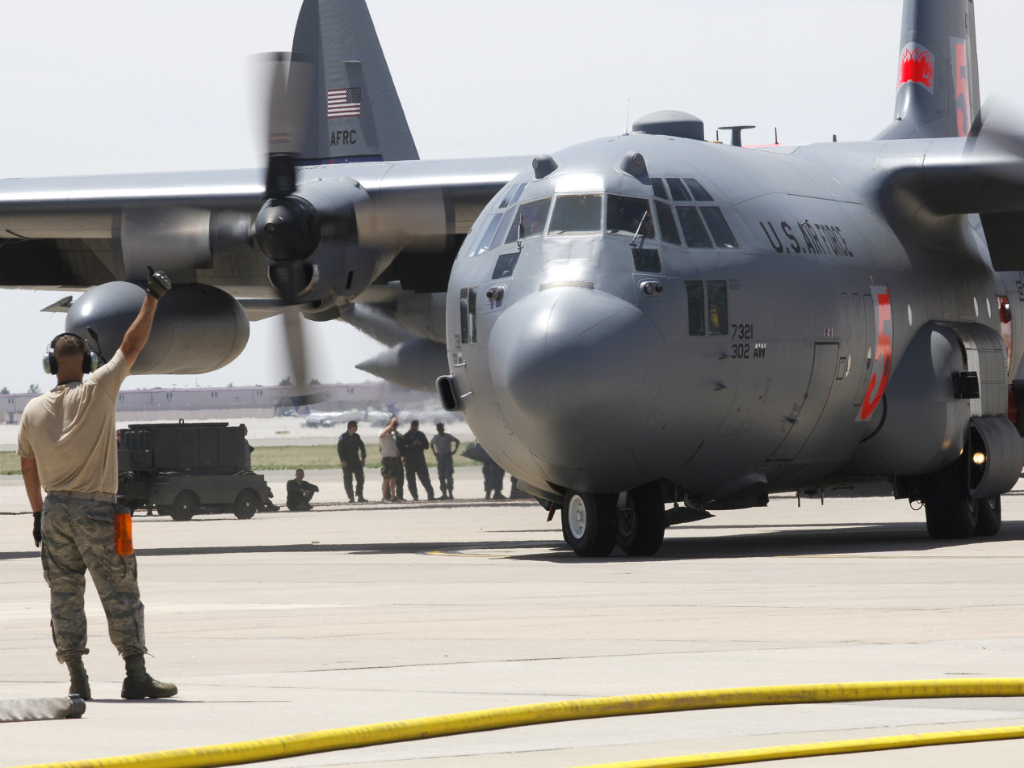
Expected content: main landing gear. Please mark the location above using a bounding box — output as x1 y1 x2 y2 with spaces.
561 482 666 557
922 453 1002 539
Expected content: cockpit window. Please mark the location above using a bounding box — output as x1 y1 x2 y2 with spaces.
651 178 669 200
700 207 738 248
498 183 526 209
471 213 504 257
654 201 681 246
676 206 714 249
666 178 692 202
489 208 518 251
492 251 520 280
504 197 551 242
548 194 602 234
607 195 654 238
683 178 714 201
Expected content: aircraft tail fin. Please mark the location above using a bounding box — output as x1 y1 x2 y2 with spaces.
875 0 981 140
291 0 418 164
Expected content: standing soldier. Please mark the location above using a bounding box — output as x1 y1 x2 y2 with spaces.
402 420 435 502
379 415 402 502
337 421 367 503
430 422 460 501
18 269 177 701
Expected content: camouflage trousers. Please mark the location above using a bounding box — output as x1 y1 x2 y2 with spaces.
41 494 147 664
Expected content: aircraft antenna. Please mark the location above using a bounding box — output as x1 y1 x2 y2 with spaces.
623 100 631 135
775 127 779 145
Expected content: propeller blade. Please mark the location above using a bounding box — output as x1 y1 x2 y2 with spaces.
282 306 311 404
280 306 327 407
976 98 1024 159
254 52 313 198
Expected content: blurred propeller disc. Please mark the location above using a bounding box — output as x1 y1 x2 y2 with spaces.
976 98 1024 159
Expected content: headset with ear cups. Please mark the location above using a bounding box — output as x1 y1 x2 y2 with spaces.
43 333 101 376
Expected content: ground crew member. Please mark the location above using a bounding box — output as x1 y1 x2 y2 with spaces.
481 449 506 500
379 415 402 502
18 268 177 701
285 469 319 511
402 420 435 501
430 422 460 500
338 421 367 503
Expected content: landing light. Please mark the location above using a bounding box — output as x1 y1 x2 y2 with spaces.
972 452 987 465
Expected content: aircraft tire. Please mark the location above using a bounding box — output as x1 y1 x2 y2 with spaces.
974 496 1002 536
561 491 616 557
923 458 976 539
617 482 665 556
170 490 199 522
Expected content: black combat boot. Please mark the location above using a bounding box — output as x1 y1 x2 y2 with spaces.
121 655 178 699
66 657 91 700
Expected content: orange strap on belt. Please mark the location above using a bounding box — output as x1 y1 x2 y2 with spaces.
115 513 134 556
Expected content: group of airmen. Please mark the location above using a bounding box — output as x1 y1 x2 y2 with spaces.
283 418 463 509
281 417 519 509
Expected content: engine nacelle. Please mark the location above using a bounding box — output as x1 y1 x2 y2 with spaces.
67 282 249 374
849 321 1005 476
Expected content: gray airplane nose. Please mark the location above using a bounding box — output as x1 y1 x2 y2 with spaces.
489 287 665 483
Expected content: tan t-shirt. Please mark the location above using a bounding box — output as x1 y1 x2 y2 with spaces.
17 350 130 496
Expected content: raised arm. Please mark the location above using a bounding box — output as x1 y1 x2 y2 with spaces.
120 268 171 368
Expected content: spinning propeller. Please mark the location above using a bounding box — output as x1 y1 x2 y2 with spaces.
251 53 323 406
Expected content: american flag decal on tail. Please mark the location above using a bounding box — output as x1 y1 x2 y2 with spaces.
327 87 361 118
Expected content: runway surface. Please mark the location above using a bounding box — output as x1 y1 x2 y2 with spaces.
1 471 1023 767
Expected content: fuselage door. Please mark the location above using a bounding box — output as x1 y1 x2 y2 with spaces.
768 343 840 461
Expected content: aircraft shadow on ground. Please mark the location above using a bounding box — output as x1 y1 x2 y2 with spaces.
511 520 1024 563
1 522 1020 562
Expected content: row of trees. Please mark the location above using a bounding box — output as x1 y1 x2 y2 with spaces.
1 385 40 395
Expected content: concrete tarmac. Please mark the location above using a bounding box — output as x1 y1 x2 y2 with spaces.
1 471 1023 767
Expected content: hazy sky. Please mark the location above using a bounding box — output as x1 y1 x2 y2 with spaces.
1 0 1021 393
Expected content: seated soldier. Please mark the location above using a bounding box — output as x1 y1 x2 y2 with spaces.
285 469 319 511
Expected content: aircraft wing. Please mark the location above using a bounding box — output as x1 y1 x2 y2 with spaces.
879 138 1024 216
872 134 1024 271
0 156 529 294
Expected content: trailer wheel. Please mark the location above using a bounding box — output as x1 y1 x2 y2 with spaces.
170 490 199 521
233 488 260 520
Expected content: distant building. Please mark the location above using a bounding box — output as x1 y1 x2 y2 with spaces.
2 382 434 424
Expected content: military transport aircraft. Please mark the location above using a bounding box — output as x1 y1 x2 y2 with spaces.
3 0 1024 557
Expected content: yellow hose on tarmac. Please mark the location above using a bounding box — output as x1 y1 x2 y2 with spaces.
576 724 1024 767
16 678 1024 768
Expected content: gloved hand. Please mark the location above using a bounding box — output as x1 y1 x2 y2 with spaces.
33 512 42 547
146 267 172 299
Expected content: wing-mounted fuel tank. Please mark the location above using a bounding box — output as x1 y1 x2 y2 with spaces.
848 321 1007 477
66 282 249 374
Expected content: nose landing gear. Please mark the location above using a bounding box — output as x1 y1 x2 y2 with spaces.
616 483 666 556
561 491 617 557
561 482 667 557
